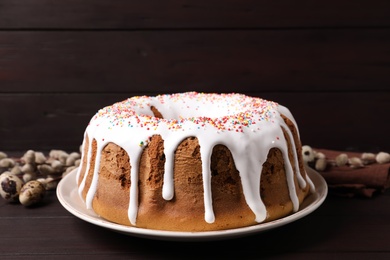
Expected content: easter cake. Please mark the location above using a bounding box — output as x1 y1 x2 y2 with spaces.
76 92 315 231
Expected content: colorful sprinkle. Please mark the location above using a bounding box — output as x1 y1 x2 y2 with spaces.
91 92 279 133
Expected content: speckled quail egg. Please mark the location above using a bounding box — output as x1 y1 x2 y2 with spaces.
0 172 24 202
19 180 46 206
302 145 315 165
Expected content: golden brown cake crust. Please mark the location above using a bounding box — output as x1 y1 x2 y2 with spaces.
80 132 310 231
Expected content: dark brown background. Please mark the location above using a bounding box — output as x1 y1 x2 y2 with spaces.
1 3 390 259
1 1 389 153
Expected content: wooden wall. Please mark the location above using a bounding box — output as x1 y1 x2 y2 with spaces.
0 1 389 152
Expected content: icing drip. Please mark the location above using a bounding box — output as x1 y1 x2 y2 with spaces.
77 92 314 225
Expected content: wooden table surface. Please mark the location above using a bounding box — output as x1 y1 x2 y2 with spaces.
1 1 389 259
0 171 389 259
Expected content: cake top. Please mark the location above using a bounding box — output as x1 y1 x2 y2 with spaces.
91 92 280 134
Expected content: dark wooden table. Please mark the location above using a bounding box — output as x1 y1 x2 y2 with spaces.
1 174 389 259
1 1 390 258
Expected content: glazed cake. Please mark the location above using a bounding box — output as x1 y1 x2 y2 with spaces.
76 92 315 231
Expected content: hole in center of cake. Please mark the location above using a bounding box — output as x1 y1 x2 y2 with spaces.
149 102 243 121
150 106 164 119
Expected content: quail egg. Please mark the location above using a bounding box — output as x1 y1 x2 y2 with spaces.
19 180 46 206
0 172 24 202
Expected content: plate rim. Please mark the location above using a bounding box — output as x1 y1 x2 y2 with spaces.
57 166 327 241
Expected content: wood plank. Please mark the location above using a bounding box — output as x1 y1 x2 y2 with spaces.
0 217 388 257
1 191 389 257
1 29 389 93
0 92 388 152
0 0 389 29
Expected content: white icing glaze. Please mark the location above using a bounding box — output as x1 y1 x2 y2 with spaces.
76 92 315 225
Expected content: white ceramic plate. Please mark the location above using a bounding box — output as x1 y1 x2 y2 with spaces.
57 166 327 241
